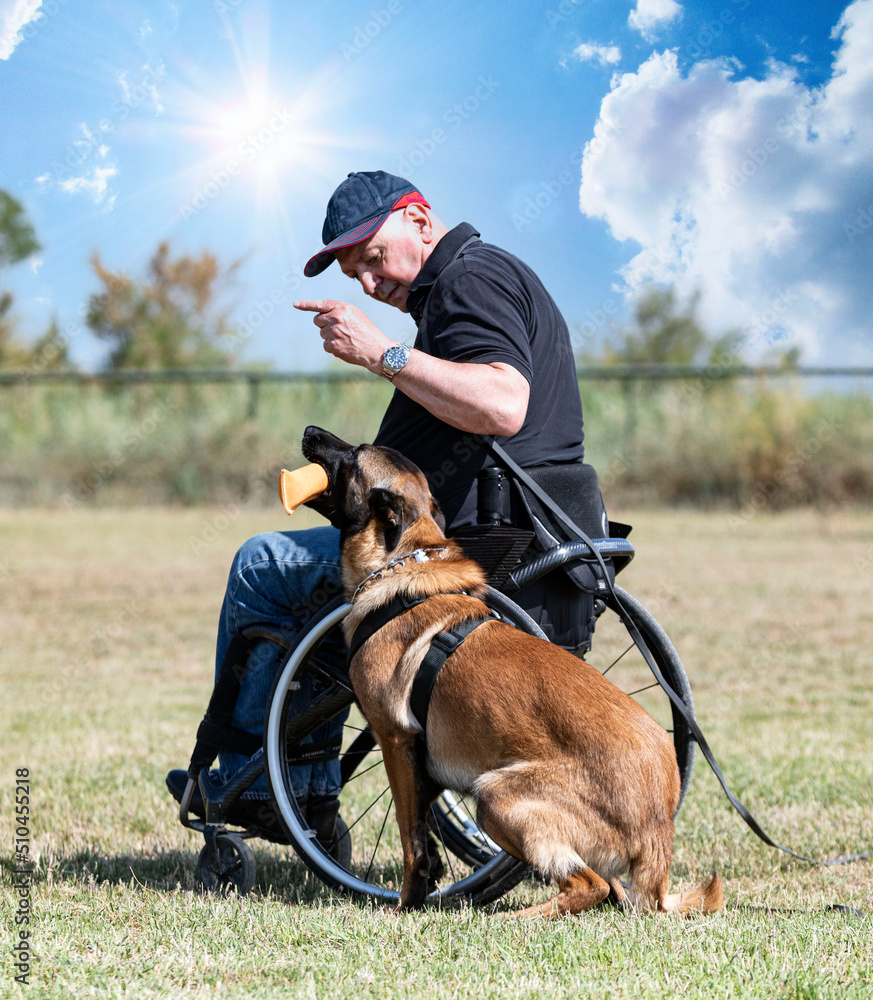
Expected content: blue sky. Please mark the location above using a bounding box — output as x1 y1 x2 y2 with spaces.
2 0 870 371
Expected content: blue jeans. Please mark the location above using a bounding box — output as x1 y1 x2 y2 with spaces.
214 526 345 801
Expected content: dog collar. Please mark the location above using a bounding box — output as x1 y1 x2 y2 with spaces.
352 546 448 600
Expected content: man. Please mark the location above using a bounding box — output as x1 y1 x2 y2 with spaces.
166 170 585 840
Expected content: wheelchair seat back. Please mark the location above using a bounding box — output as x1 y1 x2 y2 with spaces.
453 461 624 654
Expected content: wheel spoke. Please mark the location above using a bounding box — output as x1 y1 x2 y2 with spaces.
342 782 392 837
364 794 394 883
626 680 660 697
430 804 457 885
455 795 497 858
265 586 692 906
600 642 634 677
338 757 384 784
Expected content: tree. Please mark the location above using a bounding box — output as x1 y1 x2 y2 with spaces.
596 286 798 368
0 190 50 370
601 287 734 366
86 242 242 369
0 192 40 267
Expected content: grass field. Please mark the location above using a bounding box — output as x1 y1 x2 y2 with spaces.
1 504 871 999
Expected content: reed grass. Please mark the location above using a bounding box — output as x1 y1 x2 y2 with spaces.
2 376 872 509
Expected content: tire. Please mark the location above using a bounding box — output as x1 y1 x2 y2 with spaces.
425 585 695 862
197 833 257 895
598 585 696 812
263 595 530 907
263 584 695 904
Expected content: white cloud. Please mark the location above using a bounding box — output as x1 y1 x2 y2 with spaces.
579 0 873 363
34 121 119 203
628 0 682 40
575 42 621 67
59 164 118 204
0 0 42 59
118 61 165 116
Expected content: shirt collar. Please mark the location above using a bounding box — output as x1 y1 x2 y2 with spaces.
407 222 481 325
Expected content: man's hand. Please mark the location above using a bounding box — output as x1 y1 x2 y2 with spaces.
294 299 392 373
294 298 529 435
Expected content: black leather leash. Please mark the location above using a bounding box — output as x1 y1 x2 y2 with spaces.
486 436 871 869
347 590 497 731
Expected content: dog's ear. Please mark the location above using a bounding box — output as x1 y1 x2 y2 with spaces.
369 487 409 553
430 496 446 532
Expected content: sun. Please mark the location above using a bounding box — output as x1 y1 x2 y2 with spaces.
201 90 303 193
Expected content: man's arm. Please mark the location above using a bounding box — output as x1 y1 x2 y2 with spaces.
294 299 530 436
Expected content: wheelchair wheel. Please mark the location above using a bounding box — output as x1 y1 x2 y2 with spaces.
197 833 257 895
596 585 696 812
263 584 694 904
263 594 534 906
422 585 695 866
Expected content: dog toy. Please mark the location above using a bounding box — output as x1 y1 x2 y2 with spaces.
278 464 329 515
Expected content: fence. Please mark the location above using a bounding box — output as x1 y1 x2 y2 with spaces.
3 365 871 420
2 366 872 507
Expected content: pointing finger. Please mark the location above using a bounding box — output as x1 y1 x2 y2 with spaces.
294 299 336 313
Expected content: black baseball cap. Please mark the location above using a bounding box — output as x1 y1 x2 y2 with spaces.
304 171 430 277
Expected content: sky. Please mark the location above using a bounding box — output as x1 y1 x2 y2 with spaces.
1 0 871 372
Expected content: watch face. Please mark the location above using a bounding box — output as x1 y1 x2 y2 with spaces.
384 344 409 370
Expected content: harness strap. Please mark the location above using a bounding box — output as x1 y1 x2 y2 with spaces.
347 590 496 731
346 592 430 665
410 614 496 730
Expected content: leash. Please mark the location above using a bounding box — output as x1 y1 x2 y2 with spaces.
485 437 871 868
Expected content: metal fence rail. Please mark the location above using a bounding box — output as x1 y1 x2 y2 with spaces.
3 365 873 386
3 365 871 421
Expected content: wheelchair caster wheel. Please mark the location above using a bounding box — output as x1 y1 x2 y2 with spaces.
197 833 256 895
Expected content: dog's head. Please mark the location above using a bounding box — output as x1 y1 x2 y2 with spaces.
302 425 447 578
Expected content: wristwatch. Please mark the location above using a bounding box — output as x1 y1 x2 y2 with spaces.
381 342 412 381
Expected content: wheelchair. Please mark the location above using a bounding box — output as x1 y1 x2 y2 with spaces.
175 460 696 905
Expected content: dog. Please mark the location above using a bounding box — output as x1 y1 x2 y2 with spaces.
301 425 724 917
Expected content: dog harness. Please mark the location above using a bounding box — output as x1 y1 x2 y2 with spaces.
346 590 499 731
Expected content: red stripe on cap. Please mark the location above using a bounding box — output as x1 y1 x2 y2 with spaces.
392 191 431 211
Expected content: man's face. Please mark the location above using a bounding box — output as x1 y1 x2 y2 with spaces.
334 207 430 313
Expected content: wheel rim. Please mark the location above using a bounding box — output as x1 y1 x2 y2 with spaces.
198 834 256 894
596 586 696 811
265 601 520 903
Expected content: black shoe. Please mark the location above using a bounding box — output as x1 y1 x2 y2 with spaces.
166 769 205 817
306 794 352 867
166 770 350 859
305 793 340 843
165 769 289 844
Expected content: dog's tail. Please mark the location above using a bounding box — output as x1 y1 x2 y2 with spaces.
661 872 725 914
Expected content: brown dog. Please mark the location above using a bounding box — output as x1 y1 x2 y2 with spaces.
302 426 724 917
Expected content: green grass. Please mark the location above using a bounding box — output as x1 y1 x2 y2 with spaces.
1 506 871 998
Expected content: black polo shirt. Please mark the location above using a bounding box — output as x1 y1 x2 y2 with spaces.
374 222 584 529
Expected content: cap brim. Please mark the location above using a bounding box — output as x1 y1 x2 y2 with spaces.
303 212 389 277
